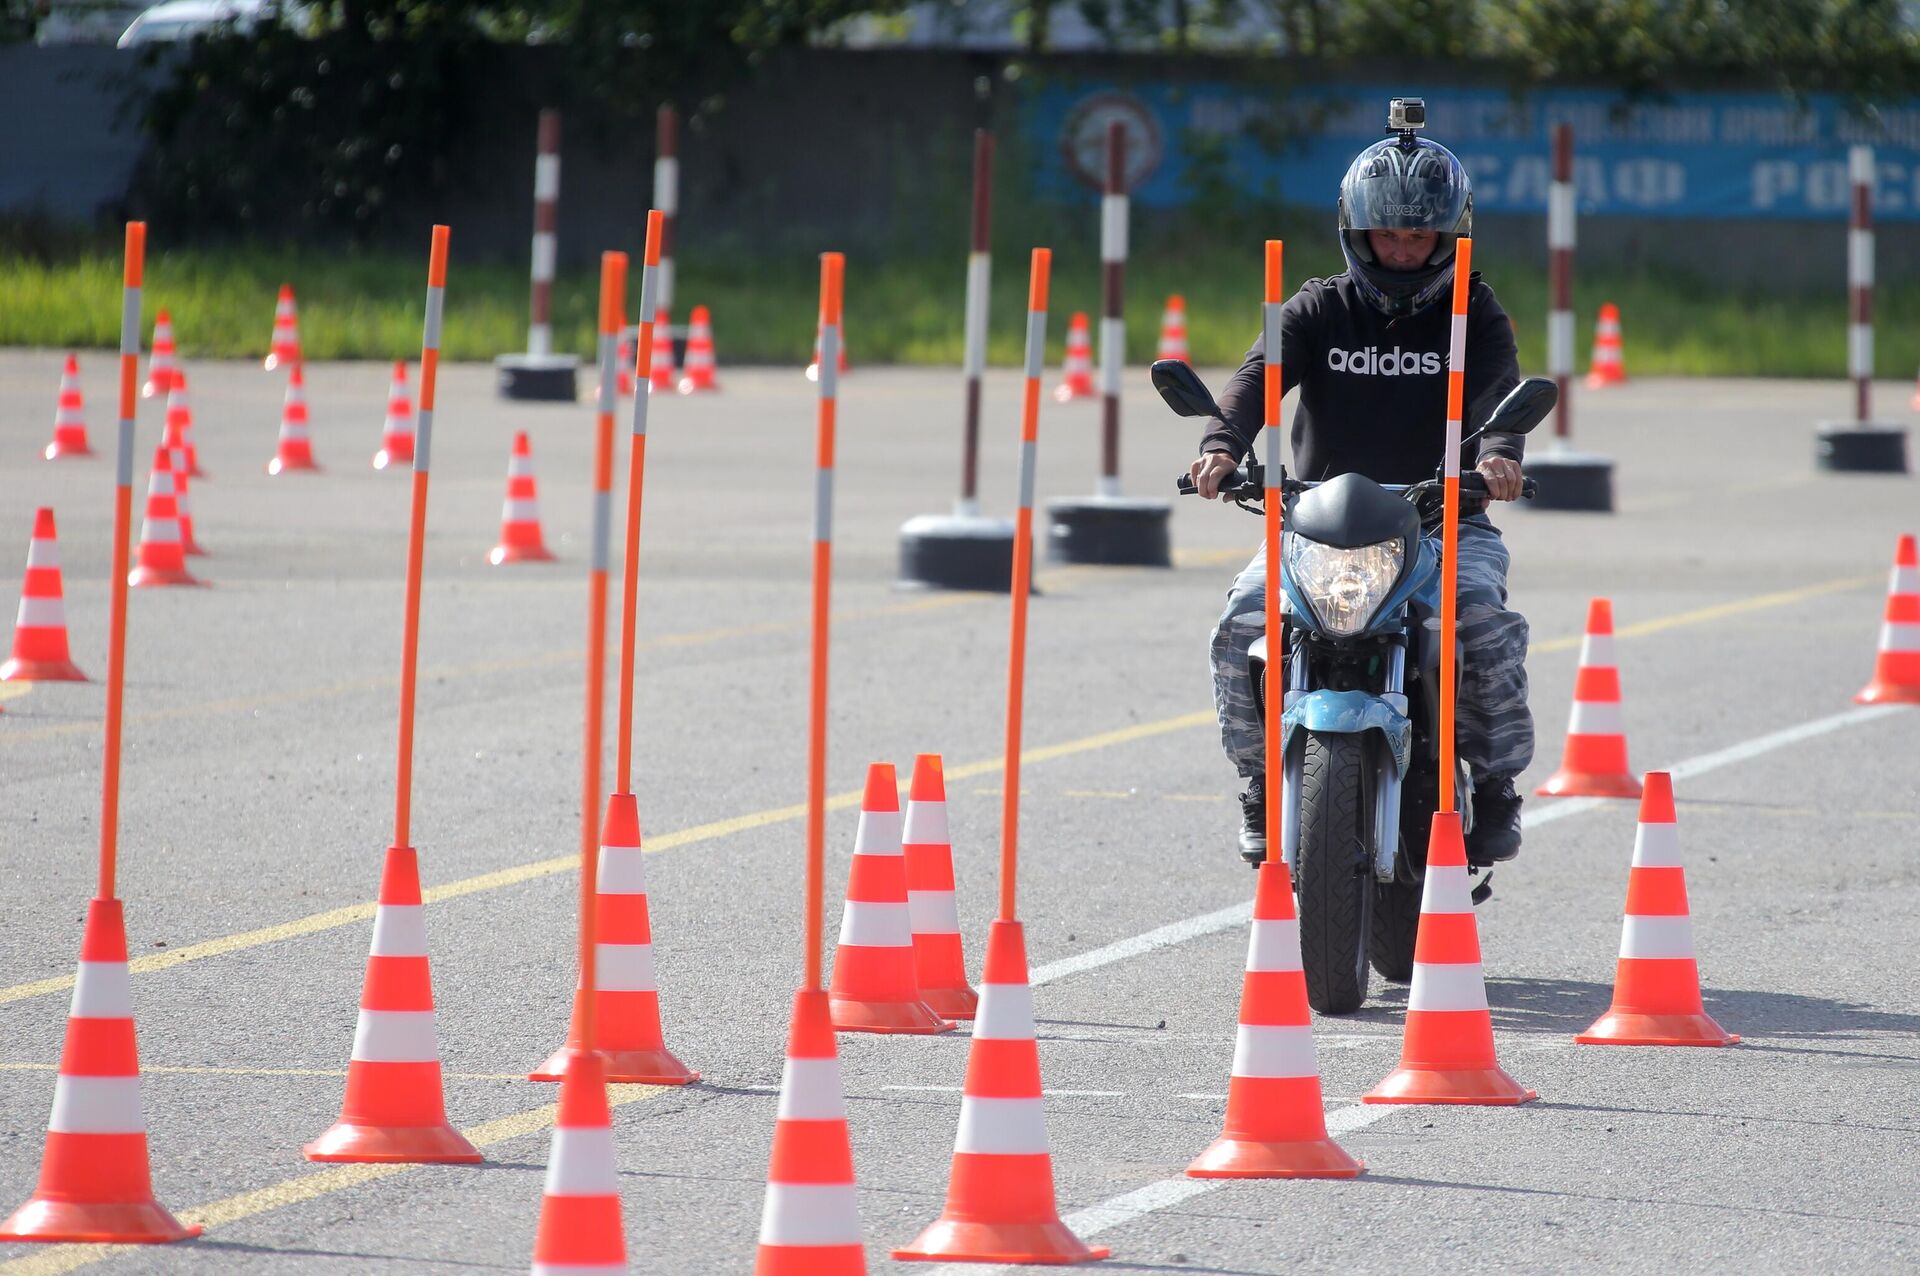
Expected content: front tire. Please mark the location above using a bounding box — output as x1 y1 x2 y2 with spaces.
1296 731 1373 1014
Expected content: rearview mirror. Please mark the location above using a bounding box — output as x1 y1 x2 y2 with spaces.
1151 359 1223 419
1481 377 1557 437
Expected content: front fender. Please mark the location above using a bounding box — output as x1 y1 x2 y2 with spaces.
1280 689 1411 776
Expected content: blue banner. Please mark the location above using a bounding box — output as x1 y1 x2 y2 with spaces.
1028 82 1920 220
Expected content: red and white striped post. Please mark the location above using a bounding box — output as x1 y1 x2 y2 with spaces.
1548 123 1575 443
1817 144 1907 471
1849 144 1873 424
1098 120 1128 499
1528 122 1617 510
655 105 679 337
958 128 994 518
529 109 561 359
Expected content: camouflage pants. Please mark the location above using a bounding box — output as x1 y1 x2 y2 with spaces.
1209 515 1535 782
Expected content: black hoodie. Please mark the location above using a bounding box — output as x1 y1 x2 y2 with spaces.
1199 270 1524 486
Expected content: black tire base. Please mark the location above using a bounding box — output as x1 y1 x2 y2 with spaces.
495 354 580 402
1044 496 1173 566
1522 450 1616 512
897 514 1022 592
1816 423 1908 473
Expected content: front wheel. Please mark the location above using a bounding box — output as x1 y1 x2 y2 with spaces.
1370 879 1422 983
1296 731 1373 1014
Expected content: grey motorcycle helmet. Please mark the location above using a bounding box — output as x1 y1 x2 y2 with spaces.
1337 123 1474 318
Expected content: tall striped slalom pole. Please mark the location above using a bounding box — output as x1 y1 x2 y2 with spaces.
101 222 144 902
585 253 626 883
655 104 679 336
1849 144 1873 425
1097 121 1127 498
1187 240 1361 1180
536 213 694 1086
529 109 561 359
526 256 631 1266
1438 238 1472 817
805 252 844 996
1548 124 1574 444
0 222 202 1245
307 226 480 1165
896 248 1108 1265
755 251 866 1275
958 128 993 518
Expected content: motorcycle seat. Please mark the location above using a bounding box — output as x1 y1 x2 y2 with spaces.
1289 473 1421 548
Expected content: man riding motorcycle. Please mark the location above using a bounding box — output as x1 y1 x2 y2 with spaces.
1190 112 1534 868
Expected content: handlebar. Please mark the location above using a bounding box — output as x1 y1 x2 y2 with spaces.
1175 468 1536 503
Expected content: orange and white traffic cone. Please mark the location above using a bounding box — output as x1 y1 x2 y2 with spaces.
164 371 205 479
829 763 954 1035
142 310 179 399
1585 302 1626 388
1363 812 1536 1105
1538 598 1641 798
488 431 555 565
44 354 92 460
677 304 719 394
528 1050 628 1273
128 447 202 589
1855 534 1920 704
1 509 88 682
616 327 636 398
755 988 865 1275
807 316 848 382
1054 312 1095 403
0 898 200 1244
267 363 320 475
531 793 698 1085
1577 772 1738 1047
161 418 205 558
306 846 480 1163
373 360 415 471
264 283 301 372
1188 858 1363 1177
648 309 676 393
902 754 976 1020
1156 294 1190 363
894 919 1110 1264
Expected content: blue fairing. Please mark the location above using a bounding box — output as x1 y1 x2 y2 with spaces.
1280 689 1412 776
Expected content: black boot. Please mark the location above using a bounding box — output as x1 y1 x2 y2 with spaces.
1467 776 1523 865
1238 776 1266 867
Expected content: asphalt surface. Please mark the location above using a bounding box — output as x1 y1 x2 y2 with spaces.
0 350 1915 1275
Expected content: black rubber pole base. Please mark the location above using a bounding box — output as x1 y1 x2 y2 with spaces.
1044 496 1173 566
897 514 1025 592
1523 451 1616 512
495 354 580 402
1816 424 1909 473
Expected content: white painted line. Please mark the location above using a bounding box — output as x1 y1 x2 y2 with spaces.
1030 903 1252 988
922 702 1912 1270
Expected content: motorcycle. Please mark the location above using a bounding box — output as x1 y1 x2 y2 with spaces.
1156 360 1555 1014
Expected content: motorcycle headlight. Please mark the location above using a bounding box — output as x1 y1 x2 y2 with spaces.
1284 537 1405 636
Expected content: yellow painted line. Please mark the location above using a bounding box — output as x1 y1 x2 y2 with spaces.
0 1084 666 1276
0 710 1213 1009
0 683 32 704
0 574 1870 1009
1528 574 1872 656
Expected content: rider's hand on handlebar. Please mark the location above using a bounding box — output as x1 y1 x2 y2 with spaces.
1191 450 1241 500
1476 455 1524 501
